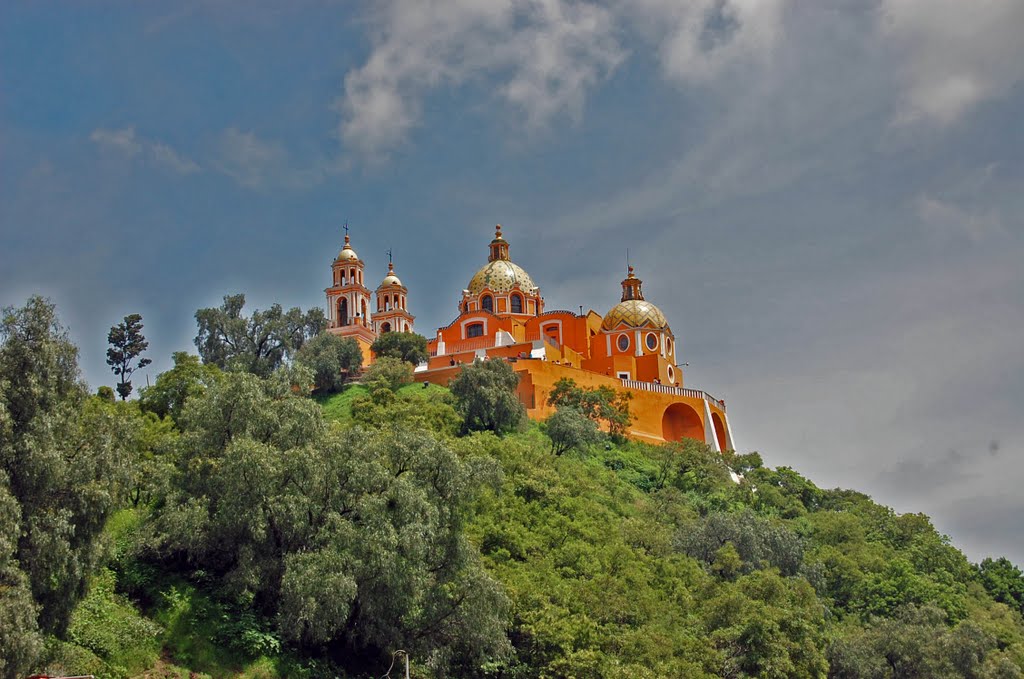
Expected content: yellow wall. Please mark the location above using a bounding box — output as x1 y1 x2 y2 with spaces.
418 358 729 448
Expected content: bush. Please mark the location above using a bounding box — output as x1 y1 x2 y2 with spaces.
449 359 525 435
363 356 413 392
294 333 362 394
371 331 429 365
544 406 604 455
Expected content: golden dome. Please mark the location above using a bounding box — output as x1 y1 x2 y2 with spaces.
378 262 403 288
336 234 359 262
601 299 669 331
468 259 538 295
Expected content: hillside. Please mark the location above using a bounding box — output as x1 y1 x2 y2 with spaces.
3 302 1024 678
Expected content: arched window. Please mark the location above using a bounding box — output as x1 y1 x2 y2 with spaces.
481 295 493 312
338 298 349 326
381 322 391 333
361 300 368 325
466 323 484 338
511 294 523 314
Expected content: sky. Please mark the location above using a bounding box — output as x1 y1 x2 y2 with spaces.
1 1 1022 564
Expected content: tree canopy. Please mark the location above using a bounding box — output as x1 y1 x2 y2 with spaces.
371 331 429 365
6 294 1024 678
294 332 362 393
106 313 152 400
194 294 325 377
1 297 133 676
449 359 525 435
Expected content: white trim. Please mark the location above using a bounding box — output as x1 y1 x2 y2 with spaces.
460 316 488 338
634 329 642 357
606 333 612 354
616 371 631 380
723 412 736 450
540 319 563 342
703 399 721 452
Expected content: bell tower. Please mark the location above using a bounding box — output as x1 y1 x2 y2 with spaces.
325 225 376 352
373 253 415 335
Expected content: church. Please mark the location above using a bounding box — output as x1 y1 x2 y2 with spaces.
325 225 734 450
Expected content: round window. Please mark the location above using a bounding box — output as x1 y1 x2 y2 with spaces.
666 338 672 353
616 334 630 352
645 333 658 351
667 364 675 383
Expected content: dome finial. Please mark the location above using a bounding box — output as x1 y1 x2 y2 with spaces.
495 224 502 239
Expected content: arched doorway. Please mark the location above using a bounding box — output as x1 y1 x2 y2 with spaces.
712 412 728 451
662 403 703 443
338 298 348 326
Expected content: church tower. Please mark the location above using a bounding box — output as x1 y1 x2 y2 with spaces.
373 255 414 335
325 228 376 355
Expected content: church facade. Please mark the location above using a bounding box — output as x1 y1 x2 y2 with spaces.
325 225 734 450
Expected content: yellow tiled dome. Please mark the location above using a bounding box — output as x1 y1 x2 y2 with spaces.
601 299 668 331
467 259 538 295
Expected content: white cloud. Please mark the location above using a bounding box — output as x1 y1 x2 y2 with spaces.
338 0 626 158
90 126 201 175
216 128 326 189
90 127 143 156
626 0 786 84
881 0 1024 125
151 142 201 174
915 194 1003 242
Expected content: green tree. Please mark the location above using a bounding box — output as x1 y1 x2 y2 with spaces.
544 405 604 455
152 369 509 674
449 359 525 435
363 355 413 392
106 313 153 400
977 558 1024 616
294 332 363 393
350 385 462 437
194 293 325 377
680 509 804 577
0 297 131 662
371 331 429 365
547 377 633 440
96 385 116 403
138 351 222 423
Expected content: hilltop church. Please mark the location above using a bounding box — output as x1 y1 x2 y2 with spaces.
325 225 734 450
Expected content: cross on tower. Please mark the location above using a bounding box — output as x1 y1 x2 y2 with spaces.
343 220 349 237
386 248 393 265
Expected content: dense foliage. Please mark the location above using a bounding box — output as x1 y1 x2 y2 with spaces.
547 377 633 440
449 358 525 435
194 294 325 377
370 331 429 365
5 295 1024 679
1 298 133 677
295 332 363 393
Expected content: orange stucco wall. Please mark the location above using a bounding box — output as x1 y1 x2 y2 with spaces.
416 358 729 447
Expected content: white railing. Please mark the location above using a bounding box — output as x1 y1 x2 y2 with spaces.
619 379 725 410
